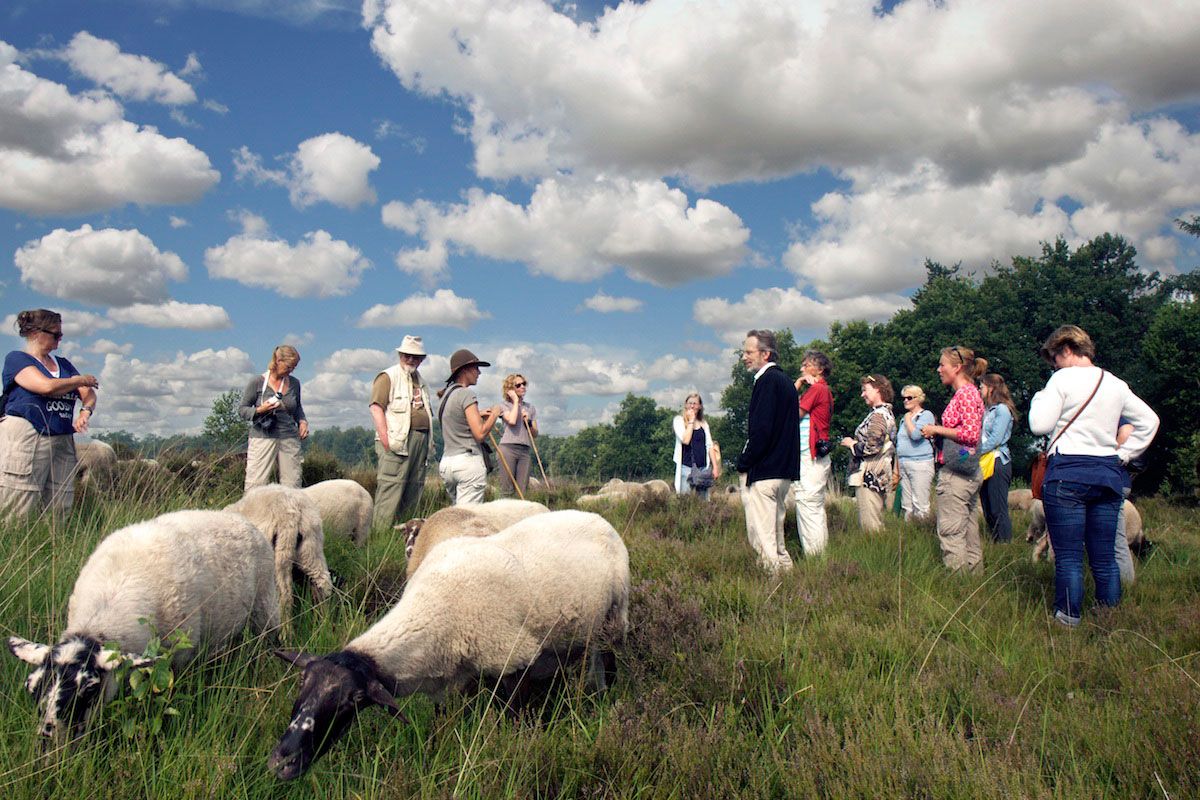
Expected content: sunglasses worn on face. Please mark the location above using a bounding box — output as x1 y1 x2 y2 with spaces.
42 329 63 339
902 395 915 401
513 382 526 388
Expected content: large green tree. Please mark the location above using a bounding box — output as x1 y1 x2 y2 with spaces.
201 388 249 450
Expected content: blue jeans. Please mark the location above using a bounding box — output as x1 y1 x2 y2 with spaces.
1042 479 1123 624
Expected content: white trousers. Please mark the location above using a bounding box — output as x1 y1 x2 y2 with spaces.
439 452 487 505
794 452 830 556
741 474 793 574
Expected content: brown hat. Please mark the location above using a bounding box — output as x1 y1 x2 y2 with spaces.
447 348 490 379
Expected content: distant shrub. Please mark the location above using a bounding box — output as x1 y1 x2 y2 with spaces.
348 466 377 496
302 446 344 486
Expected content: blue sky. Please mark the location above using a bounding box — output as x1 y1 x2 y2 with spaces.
2 0 1198 437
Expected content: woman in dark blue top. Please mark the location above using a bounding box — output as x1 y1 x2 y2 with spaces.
0 309 98 516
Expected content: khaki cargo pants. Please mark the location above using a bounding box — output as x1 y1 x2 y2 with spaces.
0 416 77 517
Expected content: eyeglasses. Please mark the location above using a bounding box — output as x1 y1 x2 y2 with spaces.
41 329 63 339
901 395 915 401
400 353 425 361
513 382 526 388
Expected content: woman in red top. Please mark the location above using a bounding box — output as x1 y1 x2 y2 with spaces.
921 345 988 572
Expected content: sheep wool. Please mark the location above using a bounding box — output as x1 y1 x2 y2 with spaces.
404 499 549 578
225 484 333 632
268 509 629 780
302 479 373 547
7 509 279 740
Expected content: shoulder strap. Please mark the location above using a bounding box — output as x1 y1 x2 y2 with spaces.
1047 370 1104 454
437 384 461 426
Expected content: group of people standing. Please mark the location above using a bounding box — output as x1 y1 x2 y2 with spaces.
727 326 1158 627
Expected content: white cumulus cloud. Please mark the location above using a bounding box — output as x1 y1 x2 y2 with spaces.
382 176 749 286
581 291 643 313
234 132 380 209
107 301 232 330
0 41 218 215
357 289 490 329
204 214 371 298
62 31 197 105
694 288 909 343
14 224 187 307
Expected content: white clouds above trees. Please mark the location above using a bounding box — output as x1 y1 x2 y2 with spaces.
14 225 188 307
107 301 232 330
382 176 749 286
204 213 371 298
234 132 380 209
357 289 489 329
0 41 218 214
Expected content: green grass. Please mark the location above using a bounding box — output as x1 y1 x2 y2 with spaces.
1 474 1197 799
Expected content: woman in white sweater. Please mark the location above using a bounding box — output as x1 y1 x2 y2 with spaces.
1028 325 1158 627
672 393 720 498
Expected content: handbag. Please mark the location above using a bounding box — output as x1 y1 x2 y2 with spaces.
687 466 715 490
941 438 979 477
979 451 997 480
1031 371 1104 500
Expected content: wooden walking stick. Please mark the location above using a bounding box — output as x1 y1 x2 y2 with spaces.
488 431 524 500
525 417 552 491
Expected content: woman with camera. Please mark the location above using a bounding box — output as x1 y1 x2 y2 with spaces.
0 309 98 517
239 345 308 491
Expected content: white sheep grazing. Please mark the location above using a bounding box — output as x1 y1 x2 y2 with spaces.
578 478 676 508
225 485 334 631
267 509 630 781
302 479 373 547
74 439 117 483
400 499 550 579
6 510 279 740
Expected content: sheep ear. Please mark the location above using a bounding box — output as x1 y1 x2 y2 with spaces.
366 679 410 724
7 637 49 665
274 649 318 669
98 647 153 671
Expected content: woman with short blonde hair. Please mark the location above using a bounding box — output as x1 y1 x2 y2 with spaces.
894 384 936 520
239 345 309 490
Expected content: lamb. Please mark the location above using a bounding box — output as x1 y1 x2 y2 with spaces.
6 510 279 740
225 485 334 632
400 498 549 578
267 509 630 780
302 479 373 547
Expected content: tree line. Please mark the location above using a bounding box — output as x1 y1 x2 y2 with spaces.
104 231 1198 498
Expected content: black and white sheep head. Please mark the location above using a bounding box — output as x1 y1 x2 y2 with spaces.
6 634 152 741
268 649 407 781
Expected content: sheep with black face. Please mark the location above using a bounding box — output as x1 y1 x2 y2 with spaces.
268 509 629 780
7 510 279 741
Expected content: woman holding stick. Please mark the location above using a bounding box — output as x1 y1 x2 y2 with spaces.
497 373 538 497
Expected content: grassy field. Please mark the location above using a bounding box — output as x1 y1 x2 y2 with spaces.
1 471 1198 799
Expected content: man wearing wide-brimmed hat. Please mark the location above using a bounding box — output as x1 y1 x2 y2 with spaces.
437 348 502 505
370 335 433 530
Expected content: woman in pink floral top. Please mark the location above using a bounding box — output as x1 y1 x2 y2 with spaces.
921 345 988 572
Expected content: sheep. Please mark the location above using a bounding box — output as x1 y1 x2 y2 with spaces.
1008 488 1034 511
267 509 630 781
225 485 334 632
302 479 373 547
1027 498 1144 562
6 510 279 740
400 498 550 578
578 478 676 508
74 439 117 483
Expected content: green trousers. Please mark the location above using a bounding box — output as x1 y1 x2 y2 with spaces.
372 429 430 530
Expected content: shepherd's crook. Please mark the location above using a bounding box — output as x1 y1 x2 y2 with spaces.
525 418 551 491
488 431 524 500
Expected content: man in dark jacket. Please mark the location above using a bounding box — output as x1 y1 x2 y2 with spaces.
736 329 800 574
